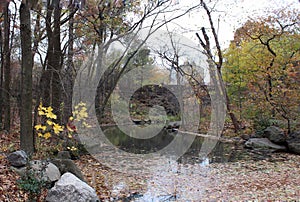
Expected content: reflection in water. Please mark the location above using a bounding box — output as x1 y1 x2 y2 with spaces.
103 126 175 154
103 126 251 201
103 126 242 164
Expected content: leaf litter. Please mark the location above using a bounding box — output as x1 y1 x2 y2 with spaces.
1 130 300 201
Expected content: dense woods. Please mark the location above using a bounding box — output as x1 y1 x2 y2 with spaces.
0 0 298 154
0 0 299 201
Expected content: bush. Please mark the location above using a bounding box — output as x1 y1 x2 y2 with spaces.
17 162 50 201
253 114 280 135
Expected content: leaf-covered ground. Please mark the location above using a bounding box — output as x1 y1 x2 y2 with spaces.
0 130 300 201
74 153 300 201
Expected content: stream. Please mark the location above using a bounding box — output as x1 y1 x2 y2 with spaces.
84 83 252 200
82 126 274 201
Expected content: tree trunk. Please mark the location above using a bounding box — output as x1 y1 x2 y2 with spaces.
95 68 119 121
20 1 34 154
3 2 11 131
63 0 75 124
41 0 53 107
40 0 63 123
216 66 240 133
51 0 62 122
224 88 240 132
0 20 3 129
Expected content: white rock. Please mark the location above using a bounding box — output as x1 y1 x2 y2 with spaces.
30 160 61 182
46 172 99 202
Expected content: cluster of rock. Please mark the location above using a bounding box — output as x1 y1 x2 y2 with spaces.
244 126 300 155
7 150 99 202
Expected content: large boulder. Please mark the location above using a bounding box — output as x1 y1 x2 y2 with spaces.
288 142 300 155
287 131 300 155
263 126 286 144
51 159 85 181
46 172 99 202
30 160 61 183
245 138 287 152
7 150 28 167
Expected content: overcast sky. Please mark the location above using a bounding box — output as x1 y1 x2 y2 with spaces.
165 0 299 47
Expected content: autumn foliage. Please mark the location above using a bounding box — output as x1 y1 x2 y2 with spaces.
223 9 300 133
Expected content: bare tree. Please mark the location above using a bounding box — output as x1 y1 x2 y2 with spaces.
195 0 240 132
81 0 201 121
62 0 76 124
3 1 11 131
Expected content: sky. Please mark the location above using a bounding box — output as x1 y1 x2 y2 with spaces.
165 0 299 48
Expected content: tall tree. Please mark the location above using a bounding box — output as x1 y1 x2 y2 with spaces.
39 0 54 108
196 0 240 132
20 0 34 154
51 0 63 121
0 16 2 129
40 0 63 120
3 1 11 131
40 0 79 123
62 0 76 124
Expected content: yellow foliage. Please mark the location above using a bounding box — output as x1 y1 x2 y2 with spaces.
35 103 63 139
44 132 51 139
67 146 77 151
53 123 64 134
38 110 45 115
38 103 46 111
38 103 57 119
46 111 57 119
47 120 54 126
73 103 89 121
34 124 47 131
35 102 91 157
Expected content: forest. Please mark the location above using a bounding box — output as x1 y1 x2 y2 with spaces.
0 0 299 201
